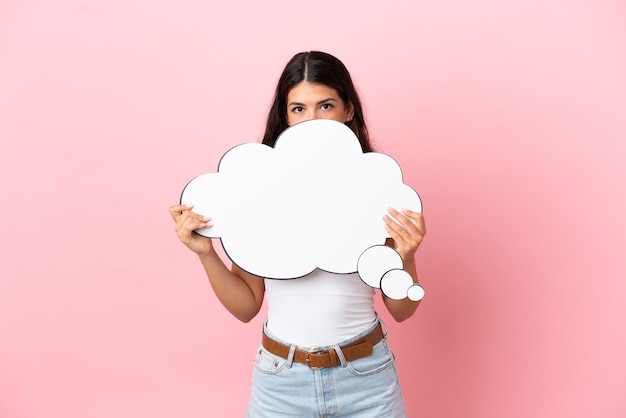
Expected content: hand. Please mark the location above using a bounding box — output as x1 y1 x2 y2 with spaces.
383 207 426 262
169 204 214 256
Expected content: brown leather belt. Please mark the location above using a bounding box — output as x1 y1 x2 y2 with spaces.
261 323 384 370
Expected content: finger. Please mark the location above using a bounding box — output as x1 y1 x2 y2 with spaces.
170 205 211 226
177 209 211 227
400 208 422 218
385 208 419 236
169 204 193 213
176 216 213 238
383 228 413 261
384 212 424 250
383 214 410 244
169 204 193 220
390 207 427 238
406 211 426 235
384 226 403 250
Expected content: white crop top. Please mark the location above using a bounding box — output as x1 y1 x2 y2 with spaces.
264 269 377 348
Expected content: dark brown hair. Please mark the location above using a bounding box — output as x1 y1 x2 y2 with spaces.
261 51 372 152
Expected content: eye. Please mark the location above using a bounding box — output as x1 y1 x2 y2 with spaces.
291 106 304 113
321 103 334 110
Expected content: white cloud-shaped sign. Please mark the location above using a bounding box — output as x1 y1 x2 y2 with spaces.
180 119 424 300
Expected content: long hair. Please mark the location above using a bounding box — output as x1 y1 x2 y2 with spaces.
261 51 372 152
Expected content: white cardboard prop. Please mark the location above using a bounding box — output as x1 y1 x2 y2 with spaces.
180 119 424 300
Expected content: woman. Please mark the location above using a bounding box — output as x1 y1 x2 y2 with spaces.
169 51 426 417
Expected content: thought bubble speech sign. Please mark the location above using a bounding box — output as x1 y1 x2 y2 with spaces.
181 119 424 300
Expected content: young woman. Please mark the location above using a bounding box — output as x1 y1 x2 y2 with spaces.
169 51 426 417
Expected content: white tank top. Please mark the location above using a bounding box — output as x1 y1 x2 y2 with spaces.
264 269 377 348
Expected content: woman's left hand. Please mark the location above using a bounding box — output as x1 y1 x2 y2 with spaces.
383 207 426 262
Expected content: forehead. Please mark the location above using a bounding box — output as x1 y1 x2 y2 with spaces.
287 81 340 102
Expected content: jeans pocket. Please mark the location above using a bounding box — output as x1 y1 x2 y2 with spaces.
254 345 288 375
346 339 394 376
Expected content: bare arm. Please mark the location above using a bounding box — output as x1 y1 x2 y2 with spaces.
382 208 426 322
169 204 265 322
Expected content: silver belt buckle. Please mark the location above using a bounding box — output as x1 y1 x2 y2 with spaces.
305 347 324 370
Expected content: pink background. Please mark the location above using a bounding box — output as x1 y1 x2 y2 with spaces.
1 0 625 417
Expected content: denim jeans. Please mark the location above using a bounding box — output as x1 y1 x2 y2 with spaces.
246 321 407 417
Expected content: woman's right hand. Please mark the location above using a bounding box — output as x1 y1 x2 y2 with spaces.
169 204 214 256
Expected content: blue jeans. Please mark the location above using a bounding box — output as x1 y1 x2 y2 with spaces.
247 321 407 417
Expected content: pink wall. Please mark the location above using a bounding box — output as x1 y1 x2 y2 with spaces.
1 0 625 417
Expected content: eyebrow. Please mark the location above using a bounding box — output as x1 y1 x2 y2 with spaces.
288 98 338 107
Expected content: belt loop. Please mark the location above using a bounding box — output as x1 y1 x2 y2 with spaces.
379 318 388 338
327 348 338 368
286 345 296 368
333 344 348 367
